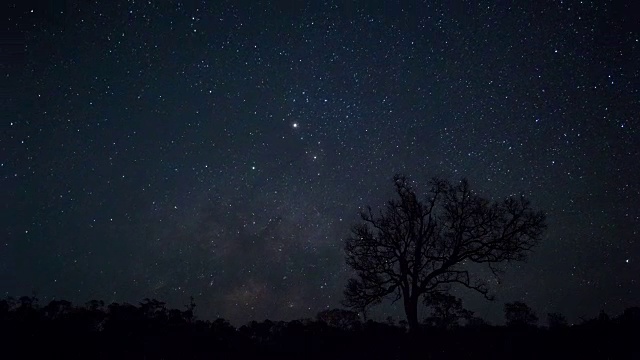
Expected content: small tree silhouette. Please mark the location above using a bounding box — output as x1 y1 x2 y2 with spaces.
343 174 546 332
316 308 361 330
139 298 167 319
183 296 196 323
43 300 73 320
619 307 640 326
423 291 474 329
504 301 538 327
547 312 568 329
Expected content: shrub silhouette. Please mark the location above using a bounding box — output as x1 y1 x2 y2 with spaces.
504 301 538 328
0 294 637 359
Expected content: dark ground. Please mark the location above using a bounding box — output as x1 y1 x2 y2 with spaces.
1 297 638 359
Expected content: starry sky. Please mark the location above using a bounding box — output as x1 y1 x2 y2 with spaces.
3 1 638 325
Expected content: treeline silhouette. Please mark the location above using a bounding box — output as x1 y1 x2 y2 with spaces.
1 296 638 359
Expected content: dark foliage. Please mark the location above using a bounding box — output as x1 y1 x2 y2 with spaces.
0 295 637 359
547 312 568 329
423 291 474 329
504 301 539 328
343 175 547 331
316 308 361 330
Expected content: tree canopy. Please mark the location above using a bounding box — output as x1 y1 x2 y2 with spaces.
343 174 546 331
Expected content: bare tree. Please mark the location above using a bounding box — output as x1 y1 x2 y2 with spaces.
343 174 546 332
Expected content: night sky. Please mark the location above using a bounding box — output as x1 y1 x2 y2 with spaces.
3 1 638 325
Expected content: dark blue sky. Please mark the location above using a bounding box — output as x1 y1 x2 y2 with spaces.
3 0 638 325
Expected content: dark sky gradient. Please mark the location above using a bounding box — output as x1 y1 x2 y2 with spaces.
3 1 638 325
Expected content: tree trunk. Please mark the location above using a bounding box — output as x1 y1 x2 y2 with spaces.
404 294 419 333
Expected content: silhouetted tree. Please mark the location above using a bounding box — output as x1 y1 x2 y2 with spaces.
104 302 142 335
15 295 40 323
85 299 105 312
183 296 196 323
547 312 568 329
0 298 11 318
343 174 547 332
618 306 640 326
316 308 361 330
504 301 538 327
240 320 275 344
423 291 474 329
597 309 610 323
211 317 236 334
465 315 490 328
43 299 73 320
139 298 167 319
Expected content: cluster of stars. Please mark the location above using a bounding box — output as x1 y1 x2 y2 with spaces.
2 1 638 325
